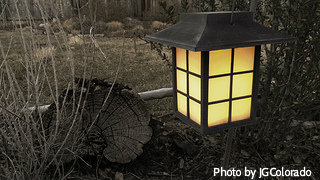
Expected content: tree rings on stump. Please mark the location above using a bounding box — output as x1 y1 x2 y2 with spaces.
43 79 152 164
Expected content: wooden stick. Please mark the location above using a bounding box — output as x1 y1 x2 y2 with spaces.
27 87 174 112
138 87 173 101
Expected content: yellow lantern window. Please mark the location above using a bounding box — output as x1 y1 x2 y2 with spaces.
189 99 201 124
232 73 253 98
188 50 201 75
206 46 255 127
208 102 229 127
176 48 187 70
234 47 255 72
231 98 252 122
189 74 201 100
176 70 187 94
209 49 232 76
208 76 230 102
176 48 202 124
177 93 187 116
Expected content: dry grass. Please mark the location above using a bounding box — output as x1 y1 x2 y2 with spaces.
95 21 108 34
131 25 145 37
106 21 123 32
34 46 56 61
62 18 74 33
68 35 84 45
151 21 169 31
124 17 143 29
133 25 144 31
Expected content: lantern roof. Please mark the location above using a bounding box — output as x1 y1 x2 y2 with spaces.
145 11 295 51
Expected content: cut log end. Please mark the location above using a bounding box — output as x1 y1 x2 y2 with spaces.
90 88 152 164
43 79 152 164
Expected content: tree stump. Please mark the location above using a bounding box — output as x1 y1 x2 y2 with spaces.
43 79 152 164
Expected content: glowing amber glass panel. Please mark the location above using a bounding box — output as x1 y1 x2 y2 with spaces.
208 102 229 127
234 46 255 72
232 73 253 98
176 48 186 69
231 98 252 122
208 76 230 102
177 93 187 116
176 70 187 93
209 49 232 76
189 99 201 125
188 51 201 75
189 74 201 100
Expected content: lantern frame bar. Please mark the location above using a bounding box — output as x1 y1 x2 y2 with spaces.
228 48 235 124
207 95 252 105
250 45 261 125
201 51 209 132
172 48 177 113
186 50 190 119
176 67 202 78
176 68 254 79
208 70 254 79
176 90 202 104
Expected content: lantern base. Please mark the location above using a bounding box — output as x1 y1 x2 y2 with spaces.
174 111 257 134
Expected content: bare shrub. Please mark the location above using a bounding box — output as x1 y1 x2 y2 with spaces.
0 0 117 179
134 25 144 31
62 18 74 33
94 21 108 34
129 25 145 37
151 21 169 31
106 21 123 32
134 25 144 32
68 35 84 45
34 46 56 60
73 18 92 34
124 17 143 30
121 25 145 38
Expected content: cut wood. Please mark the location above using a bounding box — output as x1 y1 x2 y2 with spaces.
28 87 173 112
138 87 173 101
42 79 152 164
84 85 152 163
28 81 172 163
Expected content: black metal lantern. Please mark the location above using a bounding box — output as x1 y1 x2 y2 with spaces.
145 12 295 134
